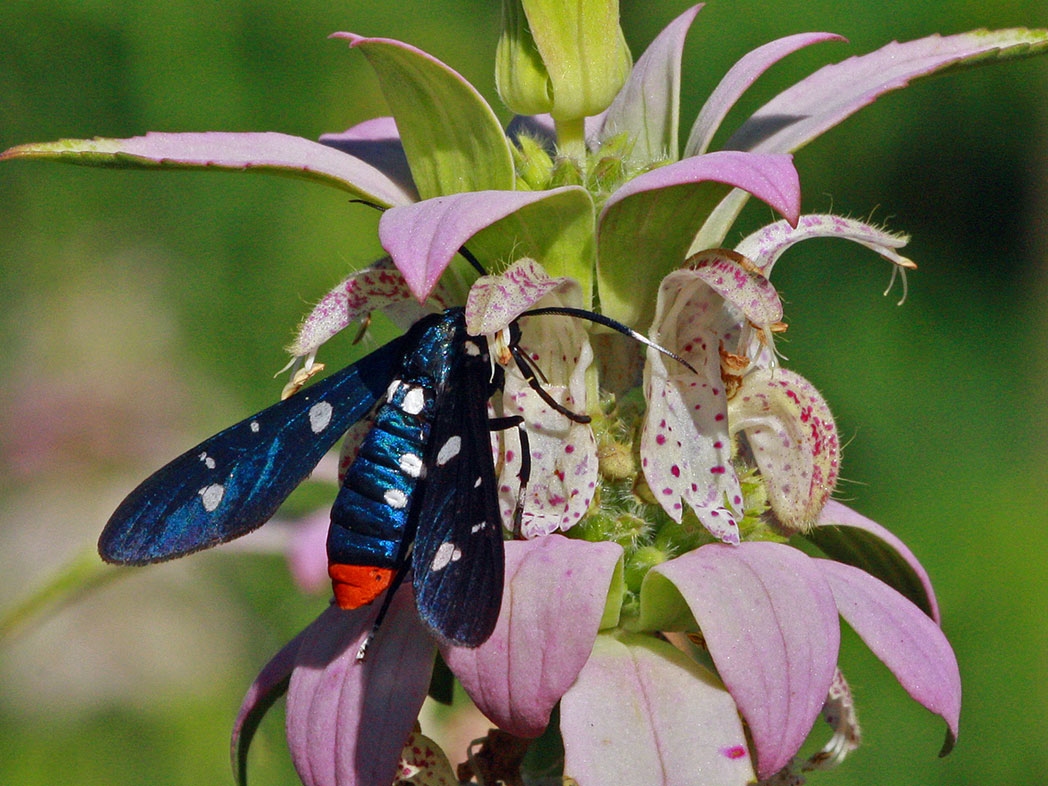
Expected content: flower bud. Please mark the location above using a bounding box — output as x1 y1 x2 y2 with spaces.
496 0 632 121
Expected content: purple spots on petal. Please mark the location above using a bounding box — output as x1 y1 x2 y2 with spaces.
670 465 681 477
710 466 726 474
722 746 747 760
656 434 667 445
714 413 725 421
662 488 674 496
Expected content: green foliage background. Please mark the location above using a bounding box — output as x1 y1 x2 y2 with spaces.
1 0 1046 784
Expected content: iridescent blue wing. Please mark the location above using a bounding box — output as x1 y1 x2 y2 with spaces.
411 353 505 647
99 338 404 564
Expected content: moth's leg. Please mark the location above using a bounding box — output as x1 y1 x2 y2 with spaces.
509 345 590 424
488 415 530 538
356 557 412 661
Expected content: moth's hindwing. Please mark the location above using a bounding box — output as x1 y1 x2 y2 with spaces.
98 337 404 564
411 331 505 647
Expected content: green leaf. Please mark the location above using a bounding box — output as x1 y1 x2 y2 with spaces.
341 34 515 199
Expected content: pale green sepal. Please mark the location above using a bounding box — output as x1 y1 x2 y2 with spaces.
339 34 516 199
469 186 596 303
496 0 554 115
598 555 626 630
520 0 632 121
633 565 698 632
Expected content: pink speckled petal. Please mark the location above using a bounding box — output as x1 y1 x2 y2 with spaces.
561 632 755 786
687 249 782 327
641 267 744 538
816 559 961 749
684 33 845 157
394 730 458 786
465 257 579 336
379 187 584 301
734 214 914 278
599 5 704 164
645 542 840 779
286 592 435 786
728 368 840 533
441 536 623 738
232 624 308 785
288 258 451 358
807 500 940 622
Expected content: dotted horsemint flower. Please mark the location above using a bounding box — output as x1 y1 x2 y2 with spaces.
5 4 1047 786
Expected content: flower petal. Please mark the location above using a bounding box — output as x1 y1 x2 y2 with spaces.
642 264 748 539
815 559 961 747
441 536 623 738
643 542 840 779
734 214 914 278
380 186 591 303
560 632 755 786
499 312 598 537
232 625 307 785
684 33 845 157
728 367 840 533
728 29 1048 154
599 5 703 164
286 593 436 786
319 117 416 201
464 257 580 336
597 151 799 327
0 132 415 207
395 730 458 786
805 500 941 622
288 258 449 359
335 34 515 199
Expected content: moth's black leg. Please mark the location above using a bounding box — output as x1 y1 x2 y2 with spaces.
509 345 591 424
488 415 530 538
356 558 412 661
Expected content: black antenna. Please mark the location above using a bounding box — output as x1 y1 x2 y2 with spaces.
520 306 698 374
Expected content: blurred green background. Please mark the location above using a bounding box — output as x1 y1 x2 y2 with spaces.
2 0 1046 784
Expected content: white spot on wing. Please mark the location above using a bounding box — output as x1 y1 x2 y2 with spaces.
430 541 462 571
437 436 461 466
250 421 260 432
471 521 486 533
309 402 333 433
386 379 401 402
399 453 423 478
473 476 482 488
199 452 216 470
384 488 408 509
464 340 481 356
199 483 225 512
402 386 425 415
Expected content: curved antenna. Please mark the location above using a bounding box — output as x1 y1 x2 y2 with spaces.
520 306 698 374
